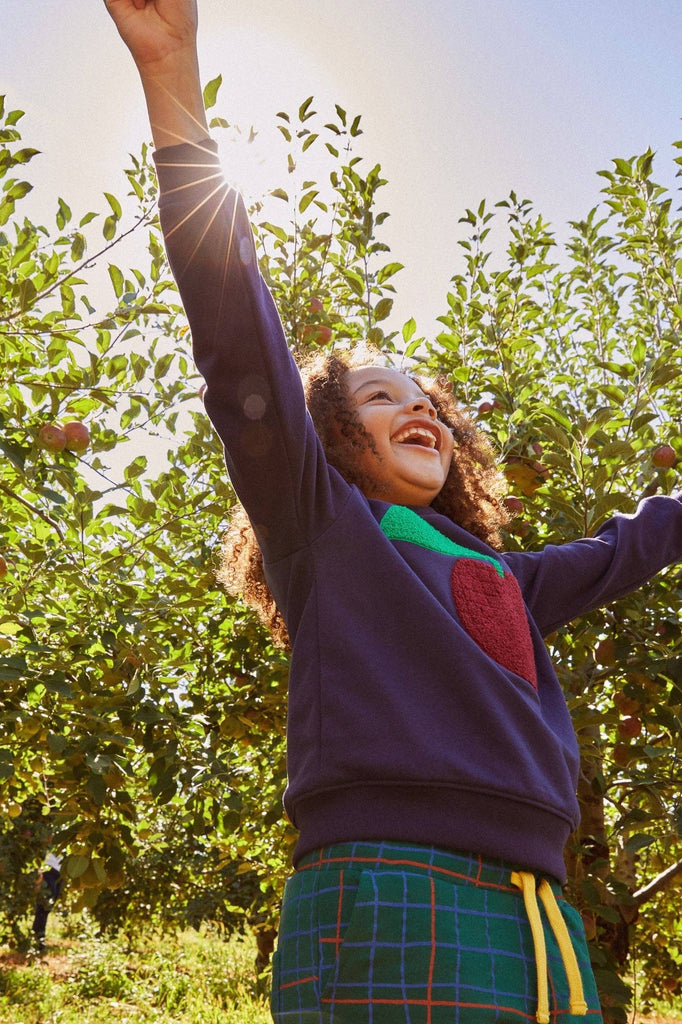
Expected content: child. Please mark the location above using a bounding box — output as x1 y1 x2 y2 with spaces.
105 3 682 1021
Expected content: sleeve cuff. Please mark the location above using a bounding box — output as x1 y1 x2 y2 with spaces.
153 137 220 193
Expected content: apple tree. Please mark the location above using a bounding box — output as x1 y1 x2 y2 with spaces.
0 88 401 945
1 80 681 1019
421 147 682 1018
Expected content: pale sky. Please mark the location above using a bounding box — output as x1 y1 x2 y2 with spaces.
1 0 681 336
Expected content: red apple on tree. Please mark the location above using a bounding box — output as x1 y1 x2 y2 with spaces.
63 421 90 452
651 443 676 468
613 743 632 768
38 423 67 452
0 555 7 578
503 496 524 516
299 324 332 345
613 690 640 716
618 715 642 739
595 638 616 666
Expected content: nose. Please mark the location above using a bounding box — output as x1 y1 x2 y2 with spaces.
407 395 437 418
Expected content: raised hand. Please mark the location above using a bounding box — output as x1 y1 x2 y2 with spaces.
104 0 198 72
104 0 207 150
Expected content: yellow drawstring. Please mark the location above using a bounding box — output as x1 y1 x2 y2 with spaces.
512 871 551 1024
511 871 587 1023
537 879 588 1017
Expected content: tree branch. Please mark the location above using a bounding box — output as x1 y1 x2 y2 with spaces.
0 481 65 542
633 858 682 906
0 207 155 325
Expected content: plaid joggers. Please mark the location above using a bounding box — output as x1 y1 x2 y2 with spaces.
271 841 603 1023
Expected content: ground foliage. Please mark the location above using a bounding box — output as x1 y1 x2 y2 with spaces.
0 922 680 1024
0 82 681 1021
0 924 271 1023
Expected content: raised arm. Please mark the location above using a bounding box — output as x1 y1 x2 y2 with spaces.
104 0 347 560
104 0 207 150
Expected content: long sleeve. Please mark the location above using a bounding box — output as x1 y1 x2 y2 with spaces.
504 493 682 636
154 139 349 561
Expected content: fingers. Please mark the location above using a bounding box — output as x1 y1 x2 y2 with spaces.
104 0 149 14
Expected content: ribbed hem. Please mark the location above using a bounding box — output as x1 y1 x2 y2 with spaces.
291 784 573 883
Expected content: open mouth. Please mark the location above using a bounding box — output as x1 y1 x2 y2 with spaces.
392 425 440 451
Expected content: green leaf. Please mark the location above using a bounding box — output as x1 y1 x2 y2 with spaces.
632 335 646 365
154 352 174 379
56 197 72 230
71 231 86 260
108 263 124 298
104 192 122 219
18 276 37 312
259 221 288 243
595 440 635 462
12 146 40 164
613 157 633 177
624 832 656 852
0 438 27 471
373 297 393 322
377 262 404 285
298 96 315 121
66 855 90 879
88 774 107 806
203 75 223 111
103 214 117 241
123 455 148 481
6 179 32 200
341 267 365 298
298 189 319 213
402 318 417 344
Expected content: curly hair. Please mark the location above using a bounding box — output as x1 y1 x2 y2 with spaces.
217 350 508 648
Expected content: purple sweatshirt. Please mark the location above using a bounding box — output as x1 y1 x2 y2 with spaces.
155 140 682 882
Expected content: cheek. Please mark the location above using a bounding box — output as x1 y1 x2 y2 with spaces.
442 435 455 472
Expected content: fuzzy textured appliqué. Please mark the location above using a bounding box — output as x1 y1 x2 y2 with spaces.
380 506 537 689
450 558 537 688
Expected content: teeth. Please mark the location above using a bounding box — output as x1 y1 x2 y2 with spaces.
393 426 437 449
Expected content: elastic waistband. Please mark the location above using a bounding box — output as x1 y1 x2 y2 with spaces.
296 840 562 895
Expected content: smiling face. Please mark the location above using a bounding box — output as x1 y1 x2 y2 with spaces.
344 365 454 506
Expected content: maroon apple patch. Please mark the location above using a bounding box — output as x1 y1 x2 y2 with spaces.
451 559 537 689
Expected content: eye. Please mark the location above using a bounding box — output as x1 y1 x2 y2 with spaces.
367 390 392 402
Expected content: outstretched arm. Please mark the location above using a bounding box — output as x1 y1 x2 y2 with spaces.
106 0 344 555
104 0 208 150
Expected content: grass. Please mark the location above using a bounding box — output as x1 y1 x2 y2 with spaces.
0 915 680 1024
0 915 271 1024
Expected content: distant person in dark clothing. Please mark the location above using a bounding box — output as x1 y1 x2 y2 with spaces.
32 852 62 951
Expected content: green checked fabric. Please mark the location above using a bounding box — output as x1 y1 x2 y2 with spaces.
271 841 603 1023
